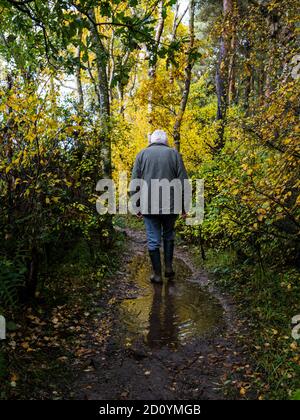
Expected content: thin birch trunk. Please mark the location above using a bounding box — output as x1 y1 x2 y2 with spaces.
172 0 195 152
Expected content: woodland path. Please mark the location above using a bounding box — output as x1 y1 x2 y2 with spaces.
73 228 251 400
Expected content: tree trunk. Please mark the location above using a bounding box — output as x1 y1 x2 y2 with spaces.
172 0 195 152
25 246 39 299
244 39 252 113
264 9 280 99
117 50 131 117
215 0 233 152
108 30 115 108
169 1 179 84
76 28 84 112
228 3 238 105
89 8 111 179
148 0 165 130
5 73 14 235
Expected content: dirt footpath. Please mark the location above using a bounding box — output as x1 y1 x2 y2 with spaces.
74 229 253 400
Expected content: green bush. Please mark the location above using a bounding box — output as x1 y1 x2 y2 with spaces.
0 258 26 307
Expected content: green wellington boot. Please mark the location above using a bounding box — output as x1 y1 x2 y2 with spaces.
164 240 175 279
149 249 162 284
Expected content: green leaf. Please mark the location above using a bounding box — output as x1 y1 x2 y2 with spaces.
6 321 17 332
291 389 300 400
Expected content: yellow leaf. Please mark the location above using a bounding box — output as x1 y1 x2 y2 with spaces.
21 342 29 349
257 208 266 215
64 179 72 187
5 165 12 174
290 342 298 351
11 373 18 382
240 387 246 396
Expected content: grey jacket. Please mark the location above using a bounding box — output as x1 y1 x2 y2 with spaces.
130 143 190 215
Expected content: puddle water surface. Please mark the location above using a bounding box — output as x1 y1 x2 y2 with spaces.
119 254 224 349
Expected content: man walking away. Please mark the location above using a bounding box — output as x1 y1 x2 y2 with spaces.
130 130 189 284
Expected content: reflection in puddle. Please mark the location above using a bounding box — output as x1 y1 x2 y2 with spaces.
119 254 224 349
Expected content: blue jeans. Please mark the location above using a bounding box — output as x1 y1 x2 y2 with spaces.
143 215 178 251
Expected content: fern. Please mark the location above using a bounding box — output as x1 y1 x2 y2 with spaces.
0 259 25 308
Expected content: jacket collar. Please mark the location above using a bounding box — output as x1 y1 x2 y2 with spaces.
148 142 169 148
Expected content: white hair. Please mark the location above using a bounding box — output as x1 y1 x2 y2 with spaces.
150 129 168 145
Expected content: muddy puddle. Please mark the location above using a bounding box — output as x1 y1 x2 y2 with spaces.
119 254 224 349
